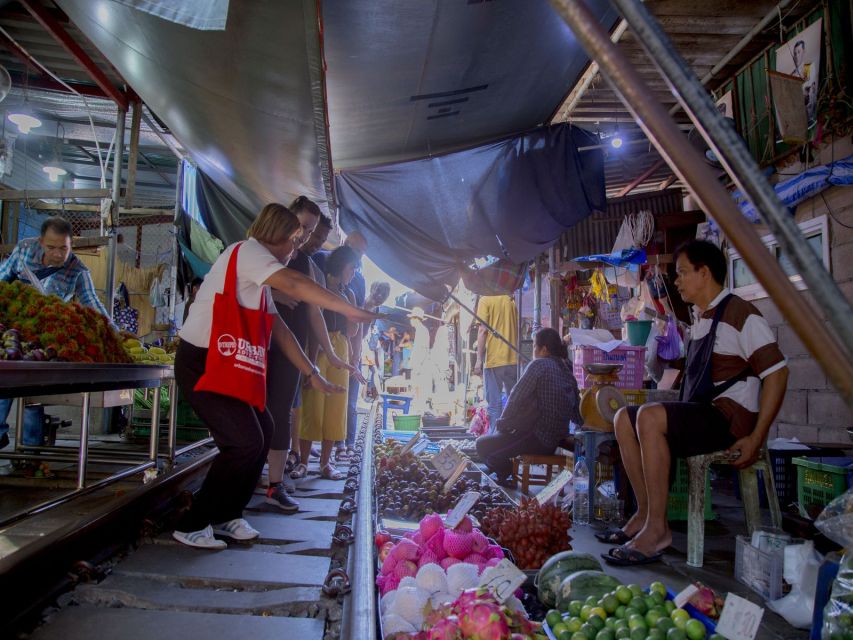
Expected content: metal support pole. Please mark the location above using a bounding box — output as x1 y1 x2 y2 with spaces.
77 392 90 489
611 0 853 358
149 384 161 462
104 107 126 321
533 257 543 332
13 398 24 452
516 288 524 381
166 378 178 467
548 0 853 406
548 246 561 330
447 291 530 363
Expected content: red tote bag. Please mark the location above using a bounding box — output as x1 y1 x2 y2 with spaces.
194 243 274 410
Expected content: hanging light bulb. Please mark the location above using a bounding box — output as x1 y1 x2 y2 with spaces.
610 134 623 149
43 165 67 182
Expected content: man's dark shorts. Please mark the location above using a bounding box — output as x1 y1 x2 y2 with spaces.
624 401 736 458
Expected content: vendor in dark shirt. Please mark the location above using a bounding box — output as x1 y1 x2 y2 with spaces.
475 328 582 486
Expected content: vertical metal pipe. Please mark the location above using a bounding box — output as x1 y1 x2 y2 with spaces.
166 378 178 467
611 0 853 356
104 107 126 320
13 397 24 452
548 0 853 406
168 160 184 332
515 288 523 381
149 384 161 462
77 392 90 489
533 257 543 332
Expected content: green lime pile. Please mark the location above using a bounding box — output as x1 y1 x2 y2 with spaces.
545 581 724 640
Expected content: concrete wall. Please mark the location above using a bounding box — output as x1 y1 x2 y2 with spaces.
746 146 853 443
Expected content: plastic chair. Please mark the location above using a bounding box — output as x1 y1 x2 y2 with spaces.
380 393 412 430
686 448 782 568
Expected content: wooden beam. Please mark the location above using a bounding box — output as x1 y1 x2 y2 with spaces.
29 201 172 216
616 159 667 198
0 188 112 200
20 0 129 111
658 175 677 190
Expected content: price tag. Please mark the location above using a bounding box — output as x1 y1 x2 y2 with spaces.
536 469 573 506
477 558 527 604
431 445 465 479
411 438 430 455
445 491 481 529
715 593 764 640
673 584 699 609
399 433 422 456
442 459 469 494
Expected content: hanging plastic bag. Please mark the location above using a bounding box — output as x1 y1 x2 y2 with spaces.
656 315 682 361
814 489 853 638
766 541 822 628
604 219 642 287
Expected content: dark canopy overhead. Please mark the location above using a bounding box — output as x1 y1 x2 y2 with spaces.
323 0 618 170
337 124 605 301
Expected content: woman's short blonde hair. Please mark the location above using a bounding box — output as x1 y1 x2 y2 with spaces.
246 203 300 245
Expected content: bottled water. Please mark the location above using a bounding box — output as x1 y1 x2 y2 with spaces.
573 456 590 526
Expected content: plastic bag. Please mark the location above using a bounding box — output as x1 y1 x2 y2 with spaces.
766 541 821 628
468 406 488 437
815 488 853 638
656 315 682 361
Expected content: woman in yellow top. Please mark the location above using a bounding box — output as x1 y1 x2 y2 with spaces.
294 246 360 480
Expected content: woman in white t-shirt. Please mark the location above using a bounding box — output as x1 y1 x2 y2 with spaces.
173 203 377 550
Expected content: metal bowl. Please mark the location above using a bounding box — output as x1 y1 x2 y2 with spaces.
583 363 624 376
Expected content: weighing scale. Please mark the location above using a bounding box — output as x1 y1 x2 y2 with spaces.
579 363 627 431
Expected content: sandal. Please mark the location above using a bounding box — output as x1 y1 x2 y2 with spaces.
594 527 633 545
284 451 300 474
335 447 351 461
602 546 663 566
289 463 308 480
321 463 345 480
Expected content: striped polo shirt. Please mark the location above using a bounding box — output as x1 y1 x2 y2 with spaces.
689 289 787 438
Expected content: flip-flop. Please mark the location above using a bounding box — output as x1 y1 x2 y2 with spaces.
602 546 663 566
594 527 633 545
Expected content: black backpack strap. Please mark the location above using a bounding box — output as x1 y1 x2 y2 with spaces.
707 294 752 400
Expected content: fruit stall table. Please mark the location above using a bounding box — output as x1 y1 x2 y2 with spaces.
0 362 176 527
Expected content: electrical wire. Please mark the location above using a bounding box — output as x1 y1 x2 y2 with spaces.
624 210 655 247
0 25 107 187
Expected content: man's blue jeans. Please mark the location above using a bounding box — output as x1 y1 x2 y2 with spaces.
484 365 518 433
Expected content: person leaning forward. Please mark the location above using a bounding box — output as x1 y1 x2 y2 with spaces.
172 203 378 550
601 239 788 566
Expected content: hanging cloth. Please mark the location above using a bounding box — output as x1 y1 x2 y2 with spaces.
194 243 274 410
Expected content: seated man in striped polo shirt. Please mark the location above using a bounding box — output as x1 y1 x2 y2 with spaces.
602 239 788 565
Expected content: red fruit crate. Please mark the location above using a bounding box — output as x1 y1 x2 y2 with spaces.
572 345 646 389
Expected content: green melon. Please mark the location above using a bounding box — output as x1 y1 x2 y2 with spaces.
555 570 622 611
536 551 604 608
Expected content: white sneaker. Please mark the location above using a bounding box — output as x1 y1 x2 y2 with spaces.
172 525 227 550
212 518 260 540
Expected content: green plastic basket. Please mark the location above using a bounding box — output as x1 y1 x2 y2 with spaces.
793 456 853 510
667 458 714 521
392 414 421 432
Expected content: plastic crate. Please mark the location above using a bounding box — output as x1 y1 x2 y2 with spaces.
573 345 645 389
667 458 714 521
392 414 421 431
769 447 844 507
793 456 853 510
735 535 785 600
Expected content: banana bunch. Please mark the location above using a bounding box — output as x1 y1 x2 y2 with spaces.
124 339 176 365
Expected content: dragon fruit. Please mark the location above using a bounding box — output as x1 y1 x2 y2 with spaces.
394 559 418 580
420 512 444 540
426 615 462 640
440 557 461 571
484 557 501 569
443 529 475 559
391 538 421 562
470 530 489 554
410 531 424 545
457 599 510 640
